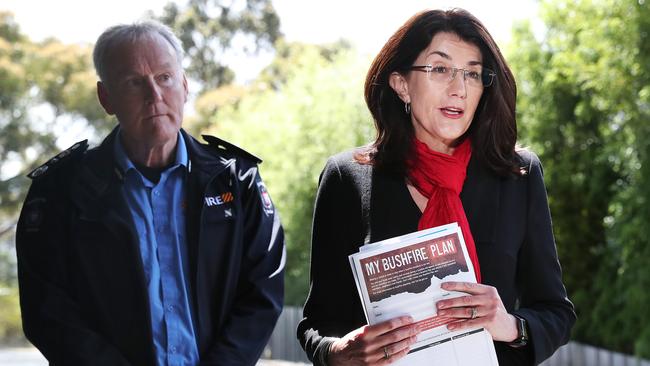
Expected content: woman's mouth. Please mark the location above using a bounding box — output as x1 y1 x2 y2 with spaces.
440 107 464 119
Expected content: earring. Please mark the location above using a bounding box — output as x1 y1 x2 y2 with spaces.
404 102 411 114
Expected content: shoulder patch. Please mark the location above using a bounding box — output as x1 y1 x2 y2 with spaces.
256 180 275 216
202 135 262 164
27 140 89 179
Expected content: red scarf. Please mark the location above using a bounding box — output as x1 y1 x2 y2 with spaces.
407 138 481 283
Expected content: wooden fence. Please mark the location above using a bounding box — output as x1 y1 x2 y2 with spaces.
266 306 650 366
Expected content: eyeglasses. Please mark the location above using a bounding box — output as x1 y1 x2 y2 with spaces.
407 64 496 87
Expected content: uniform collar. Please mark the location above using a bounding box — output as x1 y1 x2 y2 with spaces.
182 129 234 176
72 127 232 207
113 129 189 176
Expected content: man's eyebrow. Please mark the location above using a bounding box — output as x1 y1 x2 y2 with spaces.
426 50 483 65
114 63 178 79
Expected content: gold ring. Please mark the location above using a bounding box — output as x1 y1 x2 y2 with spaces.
383 346 390 360
470 307 478 319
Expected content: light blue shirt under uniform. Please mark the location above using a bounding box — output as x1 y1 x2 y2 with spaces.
114 131 199 366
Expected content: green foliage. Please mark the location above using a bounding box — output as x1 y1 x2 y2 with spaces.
201 42 373 305
156 0 281 92
0 13 111 344
0 287 23 344
0 12 108 219
1 0 649 355
508 0 650 357
0 4 285 344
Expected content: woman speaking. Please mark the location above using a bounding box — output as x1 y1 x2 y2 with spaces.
297 8 575 366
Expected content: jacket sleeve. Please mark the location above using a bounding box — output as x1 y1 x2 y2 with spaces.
513 154 576 364
296 156 367 365
200 162 285 366
16 179 132 366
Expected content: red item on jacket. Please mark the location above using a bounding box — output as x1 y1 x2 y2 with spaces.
407 138 481 283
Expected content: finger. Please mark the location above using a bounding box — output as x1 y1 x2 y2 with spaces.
374 344 393 363
376 334 417 360
447 318 483 331
437 306 481 320
364 316 415 338
376 339 414 365
391 335 418 355
441 281 488 295
437 294 490 311
374 321 420 350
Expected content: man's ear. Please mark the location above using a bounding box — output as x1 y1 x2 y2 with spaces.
97 81 115 115
388 72 410 103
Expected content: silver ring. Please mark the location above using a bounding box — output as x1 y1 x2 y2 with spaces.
383 346 390 360
470 307 478 319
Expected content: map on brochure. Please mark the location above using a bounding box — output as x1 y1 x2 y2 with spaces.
349 223 499 366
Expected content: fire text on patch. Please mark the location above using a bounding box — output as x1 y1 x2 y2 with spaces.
204 192 234 207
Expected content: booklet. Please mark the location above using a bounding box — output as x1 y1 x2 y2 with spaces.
348 223 499 365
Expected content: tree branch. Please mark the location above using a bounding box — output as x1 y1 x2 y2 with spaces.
0 220 17 239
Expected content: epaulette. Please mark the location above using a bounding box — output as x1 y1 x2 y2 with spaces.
27 140 89 179
202 135 262 164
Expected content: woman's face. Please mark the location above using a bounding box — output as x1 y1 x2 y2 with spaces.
391 32 485 154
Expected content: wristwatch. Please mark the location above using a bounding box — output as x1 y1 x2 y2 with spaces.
508 315 529 348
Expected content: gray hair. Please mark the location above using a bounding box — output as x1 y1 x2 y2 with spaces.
93 20 184 83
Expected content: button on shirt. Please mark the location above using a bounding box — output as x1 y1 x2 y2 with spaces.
114 132 199 366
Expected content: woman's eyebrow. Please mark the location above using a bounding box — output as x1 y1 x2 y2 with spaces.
426 50 483 66
427 50 451 59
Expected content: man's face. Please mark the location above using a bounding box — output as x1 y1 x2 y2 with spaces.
97 33 188 149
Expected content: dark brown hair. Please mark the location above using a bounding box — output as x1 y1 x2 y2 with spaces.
359 8 518 177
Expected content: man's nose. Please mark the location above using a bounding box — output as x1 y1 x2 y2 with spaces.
144 77 163 103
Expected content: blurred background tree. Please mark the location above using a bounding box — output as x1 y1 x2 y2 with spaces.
0 0 285 345
0 0 649 358
200 39 372 303
508 0 649 358
155 0 281 92
0 10 107 345
0 12 106 220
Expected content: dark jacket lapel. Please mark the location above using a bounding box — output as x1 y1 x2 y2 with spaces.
67 127 155 365
461 155 500 244
182 130 233 270
70 128 134 231
182 130 234 334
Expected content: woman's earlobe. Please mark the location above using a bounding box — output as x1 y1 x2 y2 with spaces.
388 72 410 103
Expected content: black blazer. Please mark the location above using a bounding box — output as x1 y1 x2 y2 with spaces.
297 149 575 366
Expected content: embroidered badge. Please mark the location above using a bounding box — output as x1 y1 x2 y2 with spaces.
257 181 274 215
204 192 234 207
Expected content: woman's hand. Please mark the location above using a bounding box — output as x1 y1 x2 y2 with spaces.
436 281 519 342
328 316 420 365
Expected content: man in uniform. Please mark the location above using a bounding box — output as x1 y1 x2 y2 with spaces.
15 20 285 365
